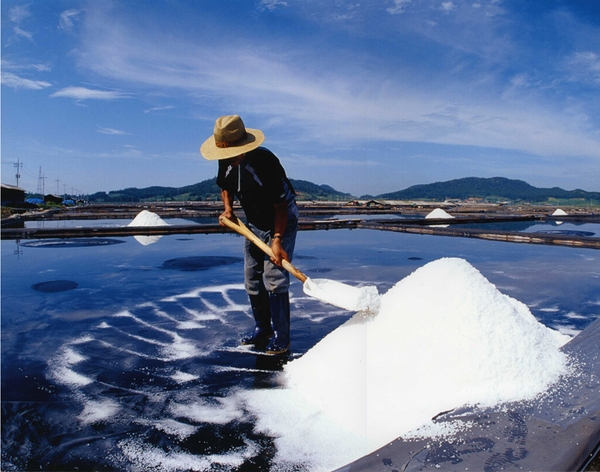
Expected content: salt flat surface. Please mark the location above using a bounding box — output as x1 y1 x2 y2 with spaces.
244 257 571 471
4 228 593 472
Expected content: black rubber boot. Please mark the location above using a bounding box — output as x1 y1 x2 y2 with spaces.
241 292 273 346
266 292 290 355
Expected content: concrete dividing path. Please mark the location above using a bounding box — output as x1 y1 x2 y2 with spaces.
3 215 600 249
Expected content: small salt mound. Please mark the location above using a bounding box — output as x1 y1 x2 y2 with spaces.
127 210 169 227
244 257 571 471
552 208 568 216
426 208 453 227
425 208 454 219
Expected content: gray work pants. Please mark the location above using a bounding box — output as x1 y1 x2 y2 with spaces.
244 217 298 295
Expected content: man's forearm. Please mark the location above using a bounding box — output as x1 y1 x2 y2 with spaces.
270 201 289 266
273 202 288 237
221 189 234 213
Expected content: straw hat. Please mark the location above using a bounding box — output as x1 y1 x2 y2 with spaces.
200 115 265 160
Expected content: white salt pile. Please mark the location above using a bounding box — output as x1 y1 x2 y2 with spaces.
425 208 454 219
426 208 454 227
127 210 169 246
552 208 568 216
243 257 571 471
127 210 169 227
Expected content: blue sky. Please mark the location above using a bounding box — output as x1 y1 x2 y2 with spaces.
2 0 599 197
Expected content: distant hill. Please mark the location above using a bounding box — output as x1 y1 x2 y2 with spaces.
86 176 600 205
374 177 600 204
291 179 353 201
87 178 352 203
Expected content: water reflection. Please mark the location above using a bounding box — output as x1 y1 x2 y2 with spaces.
2 229 599 471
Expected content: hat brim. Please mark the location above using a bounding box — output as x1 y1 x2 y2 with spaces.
200 128 265 161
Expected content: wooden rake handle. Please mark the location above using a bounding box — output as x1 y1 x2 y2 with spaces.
219 215 308 283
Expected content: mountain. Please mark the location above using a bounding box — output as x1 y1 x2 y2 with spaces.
87 178 352 203
291 179 353 200
373 177 600 204
86 176 600 205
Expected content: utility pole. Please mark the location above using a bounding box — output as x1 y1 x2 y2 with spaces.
37 167 43 194
37 167 47 195
55 178 60 194
14 159 23 187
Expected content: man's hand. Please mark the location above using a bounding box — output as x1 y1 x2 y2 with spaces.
270 238 289 267
219 209 236 227
219 188 235 227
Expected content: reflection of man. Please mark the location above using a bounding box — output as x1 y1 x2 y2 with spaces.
200 115 298 355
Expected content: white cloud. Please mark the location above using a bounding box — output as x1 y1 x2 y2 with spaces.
144 106 175 114
8 5 31 23
569 51 600 85
76 16 600 161
30 63 52 72
1 72 51 90
50 86 129 100
258 0 288 11
1 60 52 72
59 9 83 30
441 1 456 12
68 1 600 170
98 127 130 135
8 5 34 42
509 73 530 88
13 26 34 41
387 0 412 15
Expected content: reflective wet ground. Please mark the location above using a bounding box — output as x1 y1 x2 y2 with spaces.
2 228 599 470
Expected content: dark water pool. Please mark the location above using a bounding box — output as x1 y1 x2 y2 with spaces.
2 229 599 470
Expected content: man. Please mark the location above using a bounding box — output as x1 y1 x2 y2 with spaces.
200 115 298 355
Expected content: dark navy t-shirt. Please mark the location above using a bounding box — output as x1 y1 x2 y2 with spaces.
217 147 297 231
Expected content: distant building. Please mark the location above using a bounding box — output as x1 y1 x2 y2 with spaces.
1 184 26 206
44 194 63 205
365 199 386 208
